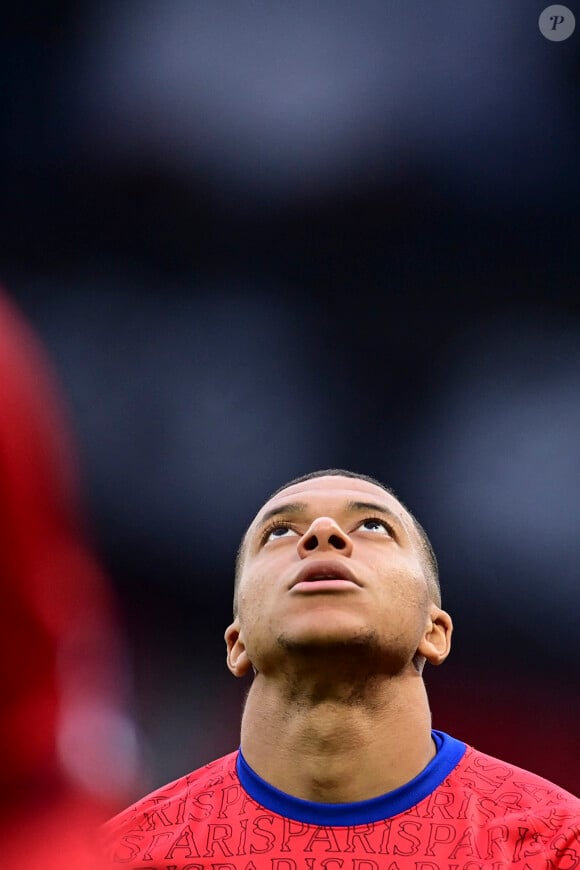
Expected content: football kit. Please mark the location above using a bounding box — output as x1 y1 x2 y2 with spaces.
102 730 580 868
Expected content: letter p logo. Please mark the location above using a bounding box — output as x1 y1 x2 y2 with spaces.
539 5 576 40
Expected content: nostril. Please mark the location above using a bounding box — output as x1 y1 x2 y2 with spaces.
304 536 318 551
329 534 347 550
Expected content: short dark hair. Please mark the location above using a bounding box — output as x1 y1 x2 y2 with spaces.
233 468 440 615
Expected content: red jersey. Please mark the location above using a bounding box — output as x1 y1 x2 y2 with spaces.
0 289 137 867
102 731 580 869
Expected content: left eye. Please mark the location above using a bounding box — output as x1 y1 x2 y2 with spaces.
359 518 391 534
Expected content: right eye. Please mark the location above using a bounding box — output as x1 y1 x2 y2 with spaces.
262 523 299 543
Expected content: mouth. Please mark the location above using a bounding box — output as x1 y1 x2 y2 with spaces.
290 560 361 591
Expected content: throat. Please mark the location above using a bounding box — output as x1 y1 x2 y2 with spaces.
283 670 387 710
276 633 403 706
240 667 435 803
242 695 436 803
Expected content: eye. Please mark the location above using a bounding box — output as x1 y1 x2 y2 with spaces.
358 517 392 535
262 522 299 543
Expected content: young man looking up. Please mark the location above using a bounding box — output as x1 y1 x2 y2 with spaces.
102 469 580 868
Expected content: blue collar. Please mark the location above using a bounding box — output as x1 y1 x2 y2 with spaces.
236 730 466 826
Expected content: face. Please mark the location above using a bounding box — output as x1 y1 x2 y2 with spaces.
225 475 451 677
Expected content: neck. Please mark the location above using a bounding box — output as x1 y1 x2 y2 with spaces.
239 655 435 803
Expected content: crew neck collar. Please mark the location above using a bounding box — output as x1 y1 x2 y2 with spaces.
236 730 466 826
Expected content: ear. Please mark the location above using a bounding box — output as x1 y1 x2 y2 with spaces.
417 607 453 666
224 620 253 678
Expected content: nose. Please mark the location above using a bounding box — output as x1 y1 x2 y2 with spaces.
297 517 353 557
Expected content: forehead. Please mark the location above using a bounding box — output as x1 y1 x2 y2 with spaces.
250 475 415 533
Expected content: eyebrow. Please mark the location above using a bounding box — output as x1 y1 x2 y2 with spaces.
346 500 401 529
255 499 403 532
256 502 308 527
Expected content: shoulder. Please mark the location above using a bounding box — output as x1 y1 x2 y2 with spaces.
100 751 239 854
450 743 580 825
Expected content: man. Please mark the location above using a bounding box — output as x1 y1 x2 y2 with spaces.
102 469 580 868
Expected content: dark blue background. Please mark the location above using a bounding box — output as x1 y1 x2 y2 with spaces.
2 2 579 796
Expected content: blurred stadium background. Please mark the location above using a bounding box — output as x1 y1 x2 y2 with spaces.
1 0 579 805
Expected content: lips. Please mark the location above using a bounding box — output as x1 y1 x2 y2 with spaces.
290 560 361 589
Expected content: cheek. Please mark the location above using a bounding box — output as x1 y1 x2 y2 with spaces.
373 562 430 615
237 571 272 625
